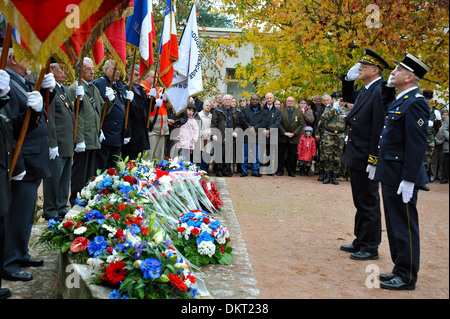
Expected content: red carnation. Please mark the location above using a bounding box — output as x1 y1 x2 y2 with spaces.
105 260 127 285
70 237 89 253
107 168 117 176
177 227 186 233
99 189 109 196
64 219 76 230
191 228 200 235
203 217 210 224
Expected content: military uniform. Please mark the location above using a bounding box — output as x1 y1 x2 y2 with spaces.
374 54 431 290
43 83 76 219
67 78 106 206
93 73 128 171
319 104 347 184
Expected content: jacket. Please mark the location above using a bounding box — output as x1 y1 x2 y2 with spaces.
343 77 395 171
92 74 127 147
6 69 52 181
374 88 430 187
278 107 304 144
122 84 150 153
211 106 239 143
297 134 317 162
47 84 75 157
198 110 213 153
177 116 199 150
67 79 105 150
239 105 268 143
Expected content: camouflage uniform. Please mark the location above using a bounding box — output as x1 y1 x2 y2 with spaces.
319 105 348 183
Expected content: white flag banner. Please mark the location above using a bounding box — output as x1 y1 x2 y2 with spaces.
166 4 203 115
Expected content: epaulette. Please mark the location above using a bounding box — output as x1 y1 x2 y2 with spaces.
415 93 424 99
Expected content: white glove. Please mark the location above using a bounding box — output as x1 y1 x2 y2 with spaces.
428 120 434 127
76 85 84 101
149 88 157 98
11 170 26 181
366 164 376 180
42 73 56 92
386 74 395 87
332 101 340 111
125 90 134 101
49 147 59 160
123 137 131 145
27 91 43 112
397 180 415 204
434 109 442 121
346 63 360 81
155 99 163 107
105 87 115 102
74 141 86 153
99 130 105 143
0 69 10 97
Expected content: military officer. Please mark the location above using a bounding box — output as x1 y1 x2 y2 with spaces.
372 53 431 290
43 58 84 220
339 49 395 261
93 60 134 171
2 43 56 282
67 57 107 207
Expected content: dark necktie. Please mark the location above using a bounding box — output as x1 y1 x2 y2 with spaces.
24 79 33 92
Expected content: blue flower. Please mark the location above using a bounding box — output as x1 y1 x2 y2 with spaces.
209 220 221 230
140 258 162 280
87 236 108 257
119 183 133 194
97 177 113 190
83 209 105 222
48 219 60 231
110 289 121 299
196 232 214 244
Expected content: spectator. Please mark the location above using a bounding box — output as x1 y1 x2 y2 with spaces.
198 100 214 173
177 104 199 163
297 126 316 176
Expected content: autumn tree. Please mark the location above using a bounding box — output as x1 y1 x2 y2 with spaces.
218 0 449 104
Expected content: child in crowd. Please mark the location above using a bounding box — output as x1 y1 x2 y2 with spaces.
177 104 199 162
297 126 316 176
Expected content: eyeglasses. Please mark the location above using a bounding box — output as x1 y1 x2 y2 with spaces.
83 67 95 72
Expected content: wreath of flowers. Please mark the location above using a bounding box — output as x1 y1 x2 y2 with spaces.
199 178 224 211
172 209 232 267
37 156 229 299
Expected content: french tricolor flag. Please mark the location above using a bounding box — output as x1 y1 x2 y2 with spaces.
11 27 31 52
125 0 157 79
158 0 179 89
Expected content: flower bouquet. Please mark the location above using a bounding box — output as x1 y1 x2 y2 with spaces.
172 210 232 267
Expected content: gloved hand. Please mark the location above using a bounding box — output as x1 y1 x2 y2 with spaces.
332 101 340 111
386 74 395 87
76 85 84 101
125 90 134 101
42 73 56 92
105 87 115 102
397 180 415 203
11 170 26 181
99 130 105 143
366 164 376 180
49 147 59 160
123 137 131 145
434 109 442 121
74 141 86 153
27 91 43 112
346 63 360 81
149 88 157 98
155 99 163 107
0 69 10 97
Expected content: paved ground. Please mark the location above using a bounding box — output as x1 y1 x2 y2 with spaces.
2 173 448 300
2 177 259 299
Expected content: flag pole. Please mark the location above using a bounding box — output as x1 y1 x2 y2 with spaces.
125 47 137 129
9 59 50 179
73 54 84 142
146 56 160 129
0 23 12 69
100 62 117 130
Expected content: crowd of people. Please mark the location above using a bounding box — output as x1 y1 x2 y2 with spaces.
1 32 448 299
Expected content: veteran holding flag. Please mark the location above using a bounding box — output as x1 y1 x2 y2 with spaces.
372 54 431 291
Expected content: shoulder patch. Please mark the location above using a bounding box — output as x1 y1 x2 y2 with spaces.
415 93 424 99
